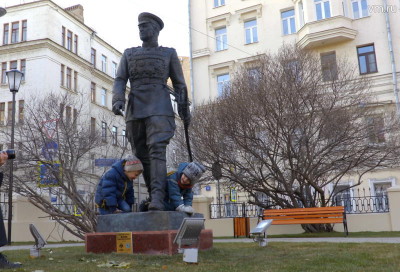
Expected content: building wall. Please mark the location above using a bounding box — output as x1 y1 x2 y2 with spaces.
190 0 400 105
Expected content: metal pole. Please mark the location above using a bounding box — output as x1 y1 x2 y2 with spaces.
7 91 16 245
217 178 221 218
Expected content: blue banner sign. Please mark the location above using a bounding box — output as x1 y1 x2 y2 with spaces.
95 158 119 167
38 161 61 187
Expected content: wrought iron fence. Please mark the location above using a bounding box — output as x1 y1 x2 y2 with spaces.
210 191 390 219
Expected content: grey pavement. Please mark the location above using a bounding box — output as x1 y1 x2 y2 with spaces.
0 243 85 251
0 237 399 252
214 237 400 243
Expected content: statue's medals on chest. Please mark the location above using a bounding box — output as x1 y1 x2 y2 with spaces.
127 47 169 80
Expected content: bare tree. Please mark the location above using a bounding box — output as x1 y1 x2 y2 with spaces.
1 92 128 239
189 45 400 231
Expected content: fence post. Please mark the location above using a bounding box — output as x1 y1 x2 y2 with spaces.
387 186 400 231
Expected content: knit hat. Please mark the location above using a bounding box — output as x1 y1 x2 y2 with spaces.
182 162 206 185
124 155 143 172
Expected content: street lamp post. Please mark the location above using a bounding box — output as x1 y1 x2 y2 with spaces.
212 162 222 218
5 69 23 245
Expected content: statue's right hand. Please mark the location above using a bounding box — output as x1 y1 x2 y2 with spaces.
112 101 125 116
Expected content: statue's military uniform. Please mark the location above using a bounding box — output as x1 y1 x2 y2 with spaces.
112 45 187 209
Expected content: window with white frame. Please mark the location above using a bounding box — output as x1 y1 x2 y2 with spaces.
101 121 107 142
112 126 118 145
370 178 394 212
215 27 227 51
217 73 230 97
282 9 296 35
122 129 127 147
366 114 385 144
101 55 107 73
298 1 305 27
101 88 107 106
352 0 368 19
214 0 225 8
244 19 258 44
112 61 117 78
314 0 331 20
332 184 352 213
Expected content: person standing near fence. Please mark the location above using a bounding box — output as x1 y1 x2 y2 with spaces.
0 151 21 268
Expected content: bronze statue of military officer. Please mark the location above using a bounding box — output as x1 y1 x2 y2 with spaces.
112 12 190 211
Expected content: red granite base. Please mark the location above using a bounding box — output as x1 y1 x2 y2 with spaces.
85 229 213 255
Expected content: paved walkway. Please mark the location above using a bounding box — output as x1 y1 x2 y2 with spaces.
215 237 400 243
0 237 399 251
0 243 85 252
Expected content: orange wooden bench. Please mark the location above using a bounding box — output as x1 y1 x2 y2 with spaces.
260 206 348 235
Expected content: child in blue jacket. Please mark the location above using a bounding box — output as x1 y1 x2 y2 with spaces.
164 162 206 214
95 155 143 215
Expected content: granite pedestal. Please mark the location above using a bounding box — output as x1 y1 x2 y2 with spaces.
86 211 213 255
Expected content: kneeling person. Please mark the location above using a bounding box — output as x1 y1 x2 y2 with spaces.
164 162 206 214
95 155 143 215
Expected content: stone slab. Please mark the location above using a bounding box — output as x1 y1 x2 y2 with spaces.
96 211 204 232
85 229 213 255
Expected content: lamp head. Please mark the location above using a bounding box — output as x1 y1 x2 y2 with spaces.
6 69 24 92
0 7 6 17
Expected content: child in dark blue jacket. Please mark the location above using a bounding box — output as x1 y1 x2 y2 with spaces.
95 155 143 215
164 162 206 214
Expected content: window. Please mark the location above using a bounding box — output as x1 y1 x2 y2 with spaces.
357 44 377 74
332 184 352 213
91 154 95 174
214 0 225 8
66 67 72 89
67 30 72 51
112 61 117 78
62 26 65 47
217 73 230 97
314 0 331 20
367 115 385 144
122 129 127 147
73 108 77 129
74 34 78 54
321 52 337 81
3 24 9 45
74 71 78 91
352 0 368 19
1 62 6 84
90 117 96 137
20 59 26 81
298 1 305 27
282 9 296 35
101 88 107 106
91 48 96 66
112 126 118 145
10 60 17 70
11 22 19 43
101 121 107 142
18 100 24 123
215 27 227 51
371 179 392 212
101 55 107 73
21 20 27 42
244 19 258 44
60 64 65 86
7 101 12 125
91 82 96 102
66 106 71 126
0 103 4 125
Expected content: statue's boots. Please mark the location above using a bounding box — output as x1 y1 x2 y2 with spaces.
148 159 166 211
138 162 152 212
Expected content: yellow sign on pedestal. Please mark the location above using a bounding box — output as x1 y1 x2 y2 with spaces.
116 232 133 254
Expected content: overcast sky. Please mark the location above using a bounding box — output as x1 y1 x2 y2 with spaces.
1 0 191 56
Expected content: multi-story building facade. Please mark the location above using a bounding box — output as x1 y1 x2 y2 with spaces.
190 0 400 213
0 0 193 242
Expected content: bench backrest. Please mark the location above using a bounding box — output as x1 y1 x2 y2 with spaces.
262 206 345 225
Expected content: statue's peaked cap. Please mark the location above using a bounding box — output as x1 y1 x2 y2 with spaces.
138 12 164 30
